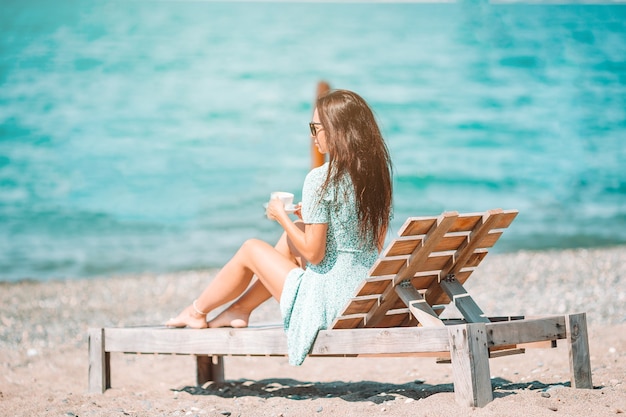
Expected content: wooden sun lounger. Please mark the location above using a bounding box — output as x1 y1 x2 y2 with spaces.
88 209 593 407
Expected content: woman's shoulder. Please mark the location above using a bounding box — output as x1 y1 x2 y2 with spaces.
309 162 329 176
304 162 329 184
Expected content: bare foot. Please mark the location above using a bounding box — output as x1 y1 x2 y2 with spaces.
208 306 250 328
165 305 208 329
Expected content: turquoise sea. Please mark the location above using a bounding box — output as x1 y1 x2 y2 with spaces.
1 1 625 282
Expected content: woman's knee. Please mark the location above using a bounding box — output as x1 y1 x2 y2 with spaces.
240 238 272 257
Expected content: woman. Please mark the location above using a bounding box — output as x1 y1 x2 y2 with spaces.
166 89 393 365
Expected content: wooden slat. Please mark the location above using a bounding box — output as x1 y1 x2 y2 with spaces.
408 273 438 291
369 256 408 276
373 315 409 328
478 231 503 248
486 316 567 346
491 211 518 229
383 236 423 257
105 325 287 356
354 276 392 297
385 307 411 316
434 233 470 252
332 315 366 329
340 294 380 316
463 249 489 268
376 309 413 328
437 347 526 364
360 351 451 359
488 348 525 358
420 252 455 273
397 217 437 237
389 296 410 310
518 340 556 349
310 327 451 355
448 214 482 233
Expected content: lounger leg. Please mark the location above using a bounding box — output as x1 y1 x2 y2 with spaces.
448 323 493 407
566 313 593 389
88 328 111 393
196 355 225 385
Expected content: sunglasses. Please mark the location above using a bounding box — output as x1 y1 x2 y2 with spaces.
309 122 323 136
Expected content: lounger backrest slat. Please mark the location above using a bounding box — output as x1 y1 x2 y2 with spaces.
331 209 519 329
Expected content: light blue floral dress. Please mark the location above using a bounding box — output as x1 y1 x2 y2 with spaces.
280 162 379 366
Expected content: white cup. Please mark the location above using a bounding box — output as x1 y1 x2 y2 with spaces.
270 191 294 208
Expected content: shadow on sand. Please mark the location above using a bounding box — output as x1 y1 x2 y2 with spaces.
174 378 572 403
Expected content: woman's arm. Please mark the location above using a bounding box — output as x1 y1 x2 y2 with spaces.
266 199 327 265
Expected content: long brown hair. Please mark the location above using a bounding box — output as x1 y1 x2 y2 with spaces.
316 90 393 247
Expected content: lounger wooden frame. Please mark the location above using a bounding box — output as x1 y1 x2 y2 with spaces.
88 209 593 407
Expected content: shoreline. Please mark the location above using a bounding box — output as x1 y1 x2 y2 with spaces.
4 238 626 285
1 245 624 416
2 243 626 284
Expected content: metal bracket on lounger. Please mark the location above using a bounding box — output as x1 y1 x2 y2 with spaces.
399 279 412 288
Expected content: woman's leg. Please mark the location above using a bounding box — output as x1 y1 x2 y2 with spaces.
208 224 306 328
165 237 300 329
206 279 269 328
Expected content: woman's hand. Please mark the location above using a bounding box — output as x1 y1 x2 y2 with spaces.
266 199 302 221
266 197 287 221
268 199 326 265
293 202 302 220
